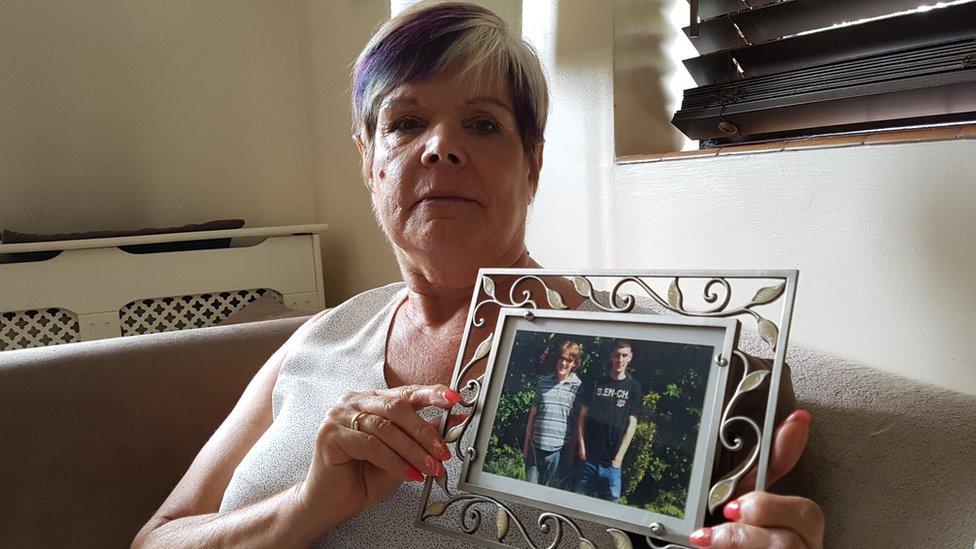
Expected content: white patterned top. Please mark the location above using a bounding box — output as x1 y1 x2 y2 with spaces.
220 280 786 548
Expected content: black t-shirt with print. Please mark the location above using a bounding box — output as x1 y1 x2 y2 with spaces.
582 375 643 466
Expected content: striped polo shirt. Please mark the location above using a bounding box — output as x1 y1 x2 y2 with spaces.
530 372 583 451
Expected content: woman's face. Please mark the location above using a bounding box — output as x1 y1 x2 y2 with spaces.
359 71 542 263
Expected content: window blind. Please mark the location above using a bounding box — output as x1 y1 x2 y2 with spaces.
671 0 976 147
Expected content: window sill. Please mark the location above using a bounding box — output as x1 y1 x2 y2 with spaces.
615 123 976 165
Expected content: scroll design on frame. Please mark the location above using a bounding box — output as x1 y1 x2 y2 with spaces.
573 276 784 351
473 274 568 328
419 271 794 549
706 351 769 513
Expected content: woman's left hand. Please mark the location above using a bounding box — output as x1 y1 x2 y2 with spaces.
689 409 824 548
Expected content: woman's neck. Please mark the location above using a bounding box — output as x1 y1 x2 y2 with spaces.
383 247 538 387
398 247 538 327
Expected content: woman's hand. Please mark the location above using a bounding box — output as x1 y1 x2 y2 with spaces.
296 384 462 531
689 409 825 548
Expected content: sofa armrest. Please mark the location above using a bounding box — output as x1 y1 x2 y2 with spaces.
788 347 976 548
0 316 310 548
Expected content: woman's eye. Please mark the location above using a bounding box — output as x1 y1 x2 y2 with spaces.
469 119 500 134
390 117 424 132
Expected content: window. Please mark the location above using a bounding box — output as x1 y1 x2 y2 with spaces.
672 0 976 148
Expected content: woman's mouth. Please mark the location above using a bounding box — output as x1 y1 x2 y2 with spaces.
414 196 480 208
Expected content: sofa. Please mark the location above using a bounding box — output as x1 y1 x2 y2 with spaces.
1 316 974 548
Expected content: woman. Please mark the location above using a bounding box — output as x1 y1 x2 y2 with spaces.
133 3 823 548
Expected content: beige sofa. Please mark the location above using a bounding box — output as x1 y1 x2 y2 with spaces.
1 317 974 548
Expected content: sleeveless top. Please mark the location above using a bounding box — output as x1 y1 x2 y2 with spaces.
220 281 791 547
220 282 622 547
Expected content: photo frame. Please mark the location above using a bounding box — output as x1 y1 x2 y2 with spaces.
416 269 798 549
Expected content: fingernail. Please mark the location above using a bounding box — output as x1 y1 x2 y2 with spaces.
405 464 425 483
723 500 741 521
443 389 462 406
425 455 446 476
689 528 712 547
432 439 452 460
787 409 812 425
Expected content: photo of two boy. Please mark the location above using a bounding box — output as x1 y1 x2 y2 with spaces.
522 339 642 502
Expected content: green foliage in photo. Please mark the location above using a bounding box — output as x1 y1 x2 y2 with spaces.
484 329 711 519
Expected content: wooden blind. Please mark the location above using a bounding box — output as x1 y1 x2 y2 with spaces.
672 0 976 147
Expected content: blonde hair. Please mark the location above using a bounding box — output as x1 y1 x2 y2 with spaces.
558 340 583 372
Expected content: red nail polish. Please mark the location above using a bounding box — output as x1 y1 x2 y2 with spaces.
689 528 712 547
405 464 425 482
723 500 741 521
443 389 462 406
787 409 812 424
425 455 446 476
432 439 452 460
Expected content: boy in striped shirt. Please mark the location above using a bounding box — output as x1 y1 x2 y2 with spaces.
522 340 583 487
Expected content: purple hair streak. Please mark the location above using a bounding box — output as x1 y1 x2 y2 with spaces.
351 2 548 154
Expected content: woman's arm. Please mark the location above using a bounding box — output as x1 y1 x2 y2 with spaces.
133 311 331 548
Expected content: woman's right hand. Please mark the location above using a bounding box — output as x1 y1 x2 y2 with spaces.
296 384 462 529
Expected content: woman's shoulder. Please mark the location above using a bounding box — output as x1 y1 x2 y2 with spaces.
328 281 406 314
305 281 406 328
281 281 406 356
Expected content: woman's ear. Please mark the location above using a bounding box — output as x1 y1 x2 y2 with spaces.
353 134 375 192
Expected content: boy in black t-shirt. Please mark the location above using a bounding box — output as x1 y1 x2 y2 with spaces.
575 340 642 502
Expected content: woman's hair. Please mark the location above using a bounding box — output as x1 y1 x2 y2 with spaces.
351 2 548 155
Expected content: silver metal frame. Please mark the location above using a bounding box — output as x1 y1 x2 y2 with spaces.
415 269 799 549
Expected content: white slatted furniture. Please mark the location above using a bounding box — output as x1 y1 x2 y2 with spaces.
0 224 327 351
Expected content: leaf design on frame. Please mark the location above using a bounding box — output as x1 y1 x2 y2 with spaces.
572 276 592 296
472 333 494 363
708 478 736 513
435 473 448 493
607 528 634 549
750 281 785 306
546 288 567 310
667 279 683 309
738 370 769 393
579 540 597 549
422 500 447 520
482 275 496 298
758 318 779 349
496 506 509 540
444 422 466 443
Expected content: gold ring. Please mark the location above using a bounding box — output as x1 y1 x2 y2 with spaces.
350 411 369 432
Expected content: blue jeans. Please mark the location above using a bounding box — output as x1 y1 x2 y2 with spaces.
525 446 562 487
575 460 621 502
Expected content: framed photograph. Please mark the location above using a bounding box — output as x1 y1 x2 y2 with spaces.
416 269 798 549
463 309 738 542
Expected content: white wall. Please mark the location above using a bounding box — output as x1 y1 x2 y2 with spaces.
0 1 317 233
525 1 976 395
523 1 614 268
0 1 402 305
6 1 974 395
611 143 976 396
294 0 402 304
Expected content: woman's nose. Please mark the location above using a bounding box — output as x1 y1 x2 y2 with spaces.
421 126 467 168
